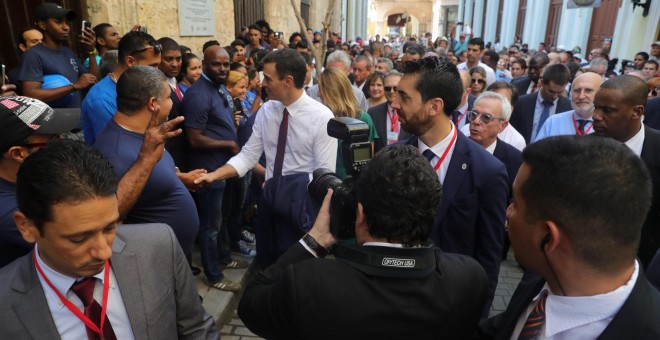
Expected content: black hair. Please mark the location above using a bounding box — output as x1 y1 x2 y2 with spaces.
230 62 246 72
179 45 192 55
354 144 442 246
646 60 659 70
326 39 336 49
261 48 306 88
116 65 167 115
246 66 258 81
254 19 271 32
487 81 519 106
118 31 158 62
483 49 499 63
225 45 236 60
295 40 309 50
636 52 649 61
600 74 649 107
511 58 526 70
157 37 180 52
178 53 200 82
402 57 463 114
16 139 118 232
202 40 220 54
248 24 261 32
468 37 485 50
521 136 651 272
405 44 425 58
231 39 246 48
542 64 570 86
289 32 303 45
92 23 113 51
249 49 269 71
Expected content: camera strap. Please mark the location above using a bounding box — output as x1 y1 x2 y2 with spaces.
334 244 437 279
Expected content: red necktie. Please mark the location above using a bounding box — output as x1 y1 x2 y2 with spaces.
71 278 117 340
518 292 548 340
273 108 289 177
530 83 537 94
174 83 183 101
391 109 399 132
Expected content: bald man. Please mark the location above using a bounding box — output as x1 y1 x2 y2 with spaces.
181 45 247 292
535 72 604 141
593 75 660 269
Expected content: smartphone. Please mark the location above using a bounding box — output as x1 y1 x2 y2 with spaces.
275 31 283 39
233 97 244 115
139 25 148 33
1 64 5 87
82 20 91 31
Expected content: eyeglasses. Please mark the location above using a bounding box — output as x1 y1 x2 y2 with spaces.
467 111 505 124
130 43 162 56
384 86 397 92
471 78 485 84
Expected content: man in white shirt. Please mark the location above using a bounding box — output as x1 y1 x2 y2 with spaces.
456 37 496 85
195 49 337 268
593 75 660 269
478 135 660 339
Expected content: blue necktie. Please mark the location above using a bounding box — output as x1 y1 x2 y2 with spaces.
538 101 553 133
422 149 436 162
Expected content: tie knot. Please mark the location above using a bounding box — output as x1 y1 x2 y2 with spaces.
543 100 554 108
577 119 588 129
71 277 97 307
422 149 436 162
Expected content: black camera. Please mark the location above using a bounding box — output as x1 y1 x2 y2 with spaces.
308 117 372 239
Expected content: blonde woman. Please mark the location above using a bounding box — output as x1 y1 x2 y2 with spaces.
317 68 378 179
225 70 249 127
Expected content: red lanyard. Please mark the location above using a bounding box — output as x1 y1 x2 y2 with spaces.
388 107 399 132
34 251 111 336
572 115 593 136
433 125 458 171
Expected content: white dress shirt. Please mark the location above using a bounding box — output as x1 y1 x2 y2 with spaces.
461 123 526 151
457 61 497 85
511 261 639 340
624 125 645 157
227 92 337 181
418 122 457 184
35 244 135 340
485 139 497 154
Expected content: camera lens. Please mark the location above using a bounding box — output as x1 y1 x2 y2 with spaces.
308 168 343 204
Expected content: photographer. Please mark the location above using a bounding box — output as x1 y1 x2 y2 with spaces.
237 145 488 340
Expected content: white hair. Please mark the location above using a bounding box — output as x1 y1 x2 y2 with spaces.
474 91 513 121
325 50 352 72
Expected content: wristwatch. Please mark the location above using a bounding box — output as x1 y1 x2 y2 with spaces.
302 233 328 258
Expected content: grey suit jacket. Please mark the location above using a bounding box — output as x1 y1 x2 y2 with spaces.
0 223 218 340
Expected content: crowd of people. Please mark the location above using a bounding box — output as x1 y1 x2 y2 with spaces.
1 2 660 339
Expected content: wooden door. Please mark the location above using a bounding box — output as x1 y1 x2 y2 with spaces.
233 0 265 38
1 0 87 70
587 0 621 53
544 0 563 48
515 0 527 43
496 0 504 42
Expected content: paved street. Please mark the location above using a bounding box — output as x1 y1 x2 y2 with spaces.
219 250 523 339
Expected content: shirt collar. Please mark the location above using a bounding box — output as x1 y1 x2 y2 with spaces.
485 139 497 154
166 77 177 89
541 260 639 337
363 242 404 248
418 121 456 156
625 125 645 157
283 91 309 117
572 110 593 121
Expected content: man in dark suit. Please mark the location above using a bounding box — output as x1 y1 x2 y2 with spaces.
509 64 573 144
238 145 489 339
393 57 508 315
643 96 660 130
478 136 660 339
0 139 218 339
593 75 660 269
368 71 412 153
510 52 549 96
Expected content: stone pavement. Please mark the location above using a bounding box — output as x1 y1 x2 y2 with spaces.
215 250 524 338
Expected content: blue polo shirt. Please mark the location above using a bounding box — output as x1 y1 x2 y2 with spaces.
82 76 117 145
0 178 32 268
181 75 238 171
93 120 199 255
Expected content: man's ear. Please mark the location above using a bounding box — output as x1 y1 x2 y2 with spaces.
14 211 39 244
632 105 645 120
8 146 29 163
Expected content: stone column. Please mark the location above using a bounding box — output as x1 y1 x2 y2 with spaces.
556 2 592 55
472 0 484 37
483 0 500 46
456 0 465 39
499 0 519 47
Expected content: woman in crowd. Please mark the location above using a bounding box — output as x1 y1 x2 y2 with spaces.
367 72 387 108
317 68 378 179
225 70 249 127
178 53 202 93
470 66 488 97
510 58 527 79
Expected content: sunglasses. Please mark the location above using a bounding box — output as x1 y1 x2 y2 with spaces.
130 43 162 56
467 111 505 124
384 86 397 92
471 78 485 84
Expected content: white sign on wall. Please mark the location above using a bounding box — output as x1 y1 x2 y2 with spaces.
178 0 215 36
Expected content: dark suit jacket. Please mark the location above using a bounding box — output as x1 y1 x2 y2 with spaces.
404 133 508 313
368 102 412 154
509 93 572 144
468 94 477 111
640 126 660 268
644 97 660 131
0 224 217 339
510 76 532 96
493 138 523 203
648 249 660 290
238 242 489 340
477 271 660 339
165 89 189 170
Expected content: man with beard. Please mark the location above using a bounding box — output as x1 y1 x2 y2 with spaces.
535 72 604 141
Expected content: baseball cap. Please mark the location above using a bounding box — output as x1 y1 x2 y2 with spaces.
0 96 80 150
653 41 660 47
35 2 76 22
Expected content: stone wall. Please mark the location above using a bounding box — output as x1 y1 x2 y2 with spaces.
86 0 235 56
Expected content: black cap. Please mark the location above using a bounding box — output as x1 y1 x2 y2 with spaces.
35 2 76 22
0 96 80 150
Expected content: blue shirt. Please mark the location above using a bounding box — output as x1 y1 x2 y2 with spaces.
93 120 199 254
534 110 594 142
0 177 32 268
179 82 191 94
82 55 102 69
242 89 257 116
17 43 86 109
82 76 117 145
181 74 238 171
496 69 512 83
